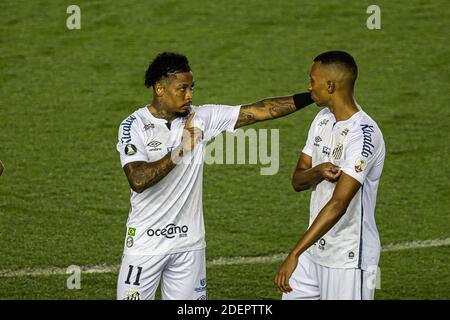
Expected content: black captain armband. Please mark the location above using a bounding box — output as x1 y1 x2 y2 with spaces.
293 92 314 110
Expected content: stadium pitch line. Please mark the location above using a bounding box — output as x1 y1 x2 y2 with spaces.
1 238 449 278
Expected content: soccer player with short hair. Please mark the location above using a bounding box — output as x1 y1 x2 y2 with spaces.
116 52 313 300
275 51 385 300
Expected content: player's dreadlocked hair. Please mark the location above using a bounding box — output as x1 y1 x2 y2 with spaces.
314 51 358 86
144 52 191 88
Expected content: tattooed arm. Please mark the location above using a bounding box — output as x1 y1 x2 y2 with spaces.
123 151 180 193
123 112 203 193
234 93 313 129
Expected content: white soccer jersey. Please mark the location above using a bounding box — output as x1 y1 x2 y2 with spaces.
302 107 385 270
117 104 240 256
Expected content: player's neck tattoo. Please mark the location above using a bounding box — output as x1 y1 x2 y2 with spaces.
149 102 176 123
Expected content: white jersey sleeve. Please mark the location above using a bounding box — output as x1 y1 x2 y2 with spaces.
340 123 385 184
302 121 316 157
116 114 149 167
193 104 241 141
302 108 330 157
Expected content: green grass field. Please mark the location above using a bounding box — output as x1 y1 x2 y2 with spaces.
0 0 449 299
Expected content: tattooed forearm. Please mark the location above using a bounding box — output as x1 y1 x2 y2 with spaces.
235 96 297 128
235 108 257 128
124 154 177 193
266 97 297 118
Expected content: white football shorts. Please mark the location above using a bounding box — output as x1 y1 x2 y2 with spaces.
117 249 207 300
282 252 377 300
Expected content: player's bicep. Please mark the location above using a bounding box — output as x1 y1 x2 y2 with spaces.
292 153 312 190
295 153 312 171
331 173 362 208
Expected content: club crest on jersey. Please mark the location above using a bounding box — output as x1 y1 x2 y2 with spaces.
354 157 366 173
126 236 134 248
125 144 137 156
332 143 343 160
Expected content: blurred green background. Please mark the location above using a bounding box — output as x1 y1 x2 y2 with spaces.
0 0 448 299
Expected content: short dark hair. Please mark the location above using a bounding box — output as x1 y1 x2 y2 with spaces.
144 52 191 88
313 50 358 84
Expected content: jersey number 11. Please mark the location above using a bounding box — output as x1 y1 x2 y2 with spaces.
124 265 143 286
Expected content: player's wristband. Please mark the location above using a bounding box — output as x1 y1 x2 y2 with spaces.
293 92 314 110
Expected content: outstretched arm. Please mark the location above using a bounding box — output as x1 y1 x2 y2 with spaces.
234 92 313 129
274 173 362 293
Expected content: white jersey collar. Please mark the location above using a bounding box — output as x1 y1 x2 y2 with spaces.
330 108 364 128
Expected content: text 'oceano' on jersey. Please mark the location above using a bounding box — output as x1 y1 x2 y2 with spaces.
360 124 375 157
146 223 189 239
120 115 137 144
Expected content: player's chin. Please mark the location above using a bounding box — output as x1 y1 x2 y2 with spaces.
175 104 191 118
175 108 190 118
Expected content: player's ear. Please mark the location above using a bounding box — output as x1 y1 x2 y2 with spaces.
327 80 335 94
154 81 165 97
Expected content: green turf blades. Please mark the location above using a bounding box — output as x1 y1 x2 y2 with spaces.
0 0 448 299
